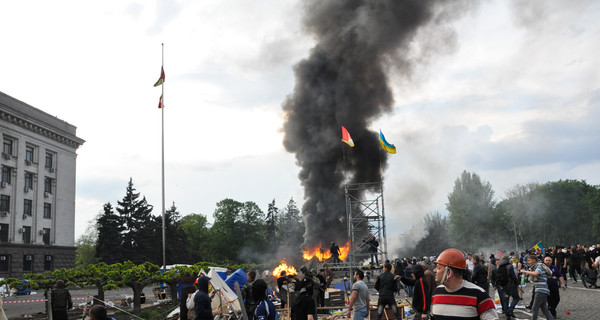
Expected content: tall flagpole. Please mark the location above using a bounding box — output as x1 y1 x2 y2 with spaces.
160 43 167 273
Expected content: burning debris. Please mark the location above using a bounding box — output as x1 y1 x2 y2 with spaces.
273 261 298 278
302 242 350 262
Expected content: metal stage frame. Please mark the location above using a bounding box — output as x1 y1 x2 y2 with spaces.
345 182 387 267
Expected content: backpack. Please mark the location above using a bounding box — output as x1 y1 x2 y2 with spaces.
496 264 509 286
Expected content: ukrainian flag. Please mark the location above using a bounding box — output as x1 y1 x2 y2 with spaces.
379 130 396 154
533 241 545 254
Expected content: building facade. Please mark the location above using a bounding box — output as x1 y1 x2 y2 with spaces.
0 91 84 277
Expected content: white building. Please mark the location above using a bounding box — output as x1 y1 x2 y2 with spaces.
0 91 84 277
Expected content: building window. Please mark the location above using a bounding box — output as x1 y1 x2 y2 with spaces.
0 223 8 242
24 172 33 190
22 226 31 244
25 146 34 163
0 195 10 212
43 228 51 245
43 203 52 219
2 138 13 156
1 166 11 184
0 255 9 272
45 152 54 168
44 177 52 193
23 254 33 272
44 255 53 271
24 199 32 216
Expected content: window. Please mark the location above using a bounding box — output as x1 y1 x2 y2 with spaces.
1 166 11 184
2 138 13 156
24 172 33 190
43 203 52 219
0 255 9 272
25 146 34 163
0 195 10 212
22 226 31 244
0 223 8 242
45 152 53 168
24 199 32 216
44 255 53 271
44 177 52 193
23 254 33 272
43 228 51 245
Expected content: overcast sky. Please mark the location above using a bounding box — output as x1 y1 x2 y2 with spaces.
1 0 599 250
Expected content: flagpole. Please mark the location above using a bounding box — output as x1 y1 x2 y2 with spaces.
160 43 167 273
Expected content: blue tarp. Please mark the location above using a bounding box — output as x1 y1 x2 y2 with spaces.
333 280 350 291
224 268 248 292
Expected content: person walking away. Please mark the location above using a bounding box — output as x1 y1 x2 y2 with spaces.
568 247 582 281
520 255 554 320
277 270 288 309
581 262 598 288
180 274 197 320
374 263 401 320
404 260 414 297
194 276 221 320
495 256 520 319
252 279 277 320
430 248 498 320
347 270 369 320
51 280 73 320
243 271 258 319
292 277 317 320
397 264 430 320
471 256 489 295
544 256 565 318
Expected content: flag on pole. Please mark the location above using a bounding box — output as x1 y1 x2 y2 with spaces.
158 94 163 109
341 126 354 147
379 130 396 154
532 241 545 254
154 66 165 87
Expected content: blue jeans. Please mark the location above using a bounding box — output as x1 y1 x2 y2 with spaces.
352 306 368 320
370 253 379 265
498 285 520 314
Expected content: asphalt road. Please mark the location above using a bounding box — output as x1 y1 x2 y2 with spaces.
1 286 159 319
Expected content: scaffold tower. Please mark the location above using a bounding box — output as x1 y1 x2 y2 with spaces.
345 182 387 266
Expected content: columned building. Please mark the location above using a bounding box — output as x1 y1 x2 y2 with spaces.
0 91 84 277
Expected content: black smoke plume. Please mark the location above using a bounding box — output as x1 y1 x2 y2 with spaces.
282 0 467 247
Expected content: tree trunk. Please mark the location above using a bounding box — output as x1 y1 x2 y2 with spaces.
95 283 105 305
132 284 143 314
168 281 179 305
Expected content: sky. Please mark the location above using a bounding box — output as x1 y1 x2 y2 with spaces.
1 0 599 252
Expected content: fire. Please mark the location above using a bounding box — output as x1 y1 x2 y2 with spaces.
303 242 351 262
273 261 297 278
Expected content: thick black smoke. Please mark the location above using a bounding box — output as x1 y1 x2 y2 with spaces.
282 0 466 247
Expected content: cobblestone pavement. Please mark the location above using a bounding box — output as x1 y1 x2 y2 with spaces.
388 277 600 320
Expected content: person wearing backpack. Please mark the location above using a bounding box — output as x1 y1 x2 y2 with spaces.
520 255 554 320
496 256 520 319
252 279 277 320
51 280 73 320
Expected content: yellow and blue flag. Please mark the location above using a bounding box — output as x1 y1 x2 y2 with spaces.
532 241 545 254
379 130 396 154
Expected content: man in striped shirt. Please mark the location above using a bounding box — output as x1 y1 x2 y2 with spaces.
430 248 498 320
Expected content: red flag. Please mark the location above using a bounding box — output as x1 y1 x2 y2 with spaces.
154 67 165 87
341 126 354 147
158 94 163 109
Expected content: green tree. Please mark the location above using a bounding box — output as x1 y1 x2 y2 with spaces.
181 213 210 262
116 179 156 264
75 224 99 268
413 212 451 256
71 262 120 306
157 203 190 264
446 171 496 252
276 197 305 250
96 202 125 264
114 261 160 314
266 199 279 246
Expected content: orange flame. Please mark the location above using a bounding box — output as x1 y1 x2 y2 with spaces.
303 242 351 262
273 261 297 278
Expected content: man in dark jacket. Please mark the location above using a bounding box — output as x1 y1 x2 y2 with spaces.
496 256 520 319
366 236 379 266
374 263 400 320
194 276 220 320
51 280 72 320
396 264 430 320
293 277 317 320
243 271 258 319
471 256 489 295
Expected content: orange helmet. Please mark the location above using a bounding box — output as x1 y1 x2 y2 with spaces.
436 248 466 270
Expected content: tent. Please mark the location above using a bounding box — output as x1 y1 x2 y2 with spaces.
224 268 248 293
208 268 242 313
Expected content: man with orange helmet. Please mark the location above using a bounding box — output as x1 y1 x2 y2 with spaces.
430 248 498 320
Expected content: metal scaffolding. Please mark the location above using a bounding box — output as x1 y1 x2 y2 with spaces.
345 182 387 266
